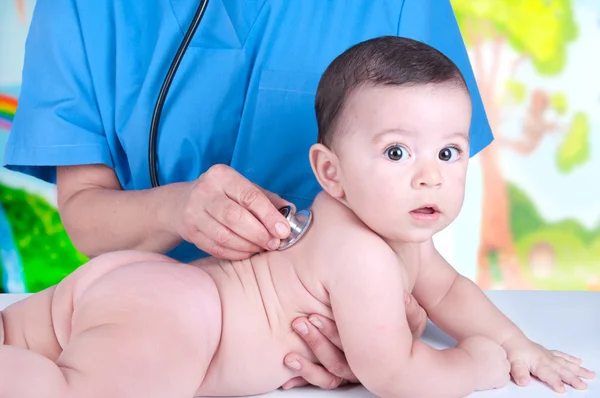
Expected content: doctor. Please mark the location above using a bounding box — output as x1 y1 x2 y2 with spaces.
4 0 492 391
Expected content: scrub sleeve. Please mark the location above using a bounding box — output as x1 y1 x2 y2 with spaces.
4 0 112 183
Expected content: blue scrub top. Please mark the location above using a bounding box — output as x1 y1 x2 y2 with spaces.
4 0 493 262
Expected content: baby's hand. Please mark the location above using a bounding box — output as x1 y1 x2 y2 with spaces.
502 334 596 393
457 336 511 391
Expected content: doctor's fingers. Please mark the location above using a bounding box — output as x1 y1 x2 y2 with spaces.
188 228 256 261
283 354 347 390
404 292 428 339
205 196 280 252
193 214 263 254
280 376 309 390
291 318 357 383
220 174 291 241
257 186 295 213
303 315 343 350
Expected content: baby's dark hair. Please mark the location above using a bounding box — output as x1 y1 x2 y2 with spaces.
315 36 468 147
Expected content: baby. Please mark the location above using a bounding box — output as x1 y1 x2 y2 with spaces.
0 37 594 398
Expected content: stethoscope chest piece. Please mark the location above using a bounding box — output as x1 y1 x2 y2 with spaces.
277 205 313 250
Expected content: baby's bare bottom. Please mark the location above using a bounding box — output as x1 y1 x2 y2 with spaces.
0 251 222 398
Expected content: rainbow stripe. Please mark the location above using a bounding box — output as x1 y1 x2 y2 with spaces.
0 94 18 132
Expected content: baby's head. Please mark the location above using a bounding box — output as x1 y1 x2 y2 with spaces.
309 36 472 243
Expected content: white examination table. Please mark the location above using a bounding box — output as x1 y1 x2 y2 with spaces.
1 290 598 397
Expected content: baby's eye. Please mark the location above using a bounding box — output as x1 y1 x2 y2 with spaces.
385 145 409 161
439 147 461 162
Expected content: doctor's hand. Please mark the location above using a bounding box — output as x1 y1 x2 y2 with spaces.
168 164 293 260
282 291 428 390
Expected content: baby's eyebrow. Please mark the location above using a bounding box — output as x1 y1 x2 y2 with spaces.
446 131 470 143
371 128 412 144
371 129 470 144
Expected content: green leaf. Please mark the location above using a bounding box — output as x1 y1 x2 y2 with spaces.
452 0 578 75
556 112 590 173
550 92 568 114
505 80 527 103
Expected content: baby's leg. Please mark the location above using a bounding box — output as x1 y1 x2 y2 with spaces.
1 250 176 356
0 260 222 398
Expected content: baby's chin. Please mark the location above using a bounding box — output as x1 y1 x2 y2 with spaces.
388 231 435 245
369 226 434 246
357 211 452 245
381 220 454 244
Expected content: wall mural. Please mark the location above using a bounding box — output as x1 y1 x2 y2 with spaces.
452 0 599 290
1 0 598 293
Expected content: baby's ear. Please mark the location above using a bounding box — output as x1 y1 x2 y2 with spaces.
309 143 345 199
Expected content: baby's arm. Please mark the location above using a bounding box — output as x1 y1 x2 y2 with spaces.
411 239 521 344
323 233 480 398
412 239 595 392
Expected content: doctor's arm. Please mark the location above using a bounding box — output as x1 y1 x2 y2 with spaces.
57 163 291 259
325 238 482 398
57 164 186 257
6 0 291 260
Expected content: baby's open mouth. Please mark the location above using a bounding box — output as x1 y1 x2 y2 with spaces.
409 206 441 222
411 206 439 214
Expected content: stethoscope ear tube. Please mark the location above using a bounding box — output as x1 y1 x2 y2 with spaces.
149 0 210 187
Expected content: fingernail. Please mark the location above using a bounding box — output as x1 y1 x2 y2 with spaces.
294 322 308 335
286 360 301 370
276 222 288 238
309 316 323 329
268 238 279 250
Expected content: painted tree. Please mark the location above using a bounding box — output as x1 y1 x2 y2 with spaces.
16 0 26 22
451 0 588 288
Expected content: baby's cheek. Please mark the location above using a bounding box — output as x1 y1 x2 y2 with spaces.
370 205 404 238
444 190 466 223
349 193 390 231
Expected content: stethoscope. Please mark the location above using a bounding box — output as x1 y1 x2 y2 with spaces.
148 0 312 250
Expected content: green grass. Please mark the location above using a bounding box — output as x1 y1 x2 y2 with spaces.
0 183 88 292
508 182 600 290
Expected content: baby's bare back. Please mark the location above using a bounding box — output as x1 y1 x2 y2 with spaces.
186 193 352 394
192 249 333 395
196 191 401 395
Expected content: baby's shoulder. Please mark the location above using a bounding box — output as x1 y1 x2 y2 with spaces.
312 192 386 235
309 193 396 268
